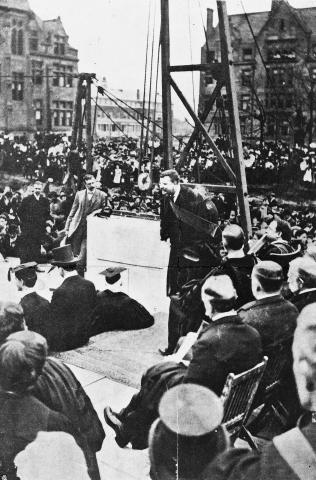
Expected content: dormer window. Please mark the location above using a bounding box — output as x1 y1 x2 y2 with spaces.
54 35 65 56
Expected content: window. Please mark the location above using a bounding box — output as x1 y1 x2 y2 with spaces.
54 35 65 55
241 68 252 86
52 64 73 87
11 19 24 55
267 67 286 88
243 48 252 61
241 94 250 111
32 61 43 85
52 100 73 127
29 30 39 52
12 72 24 100
34 100 43 127
280 19 285 32
281 123 289 136
206 50 215 63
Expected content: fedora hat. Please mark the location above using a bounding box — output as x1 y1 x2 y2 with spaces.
50 245 78 266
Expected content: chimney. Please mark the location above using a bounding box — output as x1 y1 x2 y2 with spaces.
136 89 140 100
207 8 213 33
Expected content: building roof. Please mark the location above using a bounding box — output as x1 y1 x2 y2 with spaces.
0 0 31 11
43 17 67 36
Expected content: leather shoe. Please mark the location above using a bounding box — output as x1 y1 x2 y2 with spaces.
158 347 174 356
104 406 129 448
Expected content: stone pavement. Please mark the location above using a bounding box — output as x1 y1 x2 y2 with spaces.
66 364 151 480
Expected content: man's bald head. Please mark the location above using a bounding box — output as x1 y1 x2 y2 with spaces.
222 225 245 252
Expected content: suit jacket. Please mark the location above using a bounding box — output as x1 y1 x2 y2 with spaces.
91 290 154 335
49 275 97 351
203 414 316 480
184 314 263 394
65 188 108 238
160 185 215 249
238 294 298 352
291 288 316 313
18 194 50 235
20 292 51 341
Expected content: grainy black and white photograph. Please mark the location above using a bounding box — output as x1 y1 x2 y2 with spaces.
0 0 316 478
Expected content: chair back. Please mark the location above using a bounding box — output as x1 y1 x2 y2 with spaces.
257 340 292 400
221 357 267 437
269 244 301 267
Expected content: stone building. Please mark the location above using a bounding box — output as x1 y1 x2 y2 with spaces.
94 79 163 139
0 0 78 136
199 0 316 143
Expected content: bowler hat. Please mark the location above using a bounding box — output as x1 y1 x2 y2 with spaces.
254 260 283 281
149 384 228 480
50 245 78 266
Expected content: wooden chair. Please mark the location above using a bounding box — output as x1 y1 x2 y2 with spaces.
248 340 296 433
220 357 267 450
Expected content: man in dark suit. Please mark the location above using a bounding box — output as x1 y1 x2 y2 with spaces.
159 169 217 297
18 181 50 263
103 275 262 450
49 245 97 351
91 267 154 335
201 304 316 480
159 169 219 355
9 262 52 343
238 261 298 352
288 256 316 312
65 174 109 276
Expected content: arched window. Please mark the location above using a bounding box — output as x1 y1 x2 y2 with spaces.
11 28 17 54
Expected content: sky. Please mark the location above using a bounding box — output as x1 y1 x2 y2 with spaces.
28 0 316 119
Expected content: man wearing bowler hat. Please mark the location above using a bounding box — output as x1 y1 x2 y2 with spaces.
149 384 229 480
49 245 97 351
90 266 154 335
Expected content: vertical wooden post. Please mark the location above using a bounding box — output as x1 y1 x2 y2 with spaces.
71 74 83 148
160 0 173 169
217 0 252 240
45 65 52 131
85 74 93 173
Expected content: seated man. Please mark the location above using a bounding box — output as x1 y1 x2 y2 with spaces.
91 266 154 335
288 256 316 312
8 262 51 341
49 244 97 351
104 275 262 449
204 303 316 480
0 301 104 479
160 224 256 355
238 261 298 351
149 384 229 480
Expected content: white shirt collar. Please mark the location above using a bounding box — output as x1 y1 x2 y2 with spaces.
173 184 181 203
212 310 237 322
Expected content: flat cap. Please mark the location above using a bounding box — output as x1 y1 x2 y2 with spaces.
159 384 223 437
253 260 283 281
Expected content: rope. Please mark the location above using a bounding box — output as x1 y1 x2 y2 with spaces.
150 26 161 179
144 4 157 158
187 0 196 111
139 3 152 168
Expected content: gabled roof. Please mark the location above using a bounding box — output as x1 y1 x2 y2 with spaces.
211 11 269 44
43 17 66 36
0 0 31 11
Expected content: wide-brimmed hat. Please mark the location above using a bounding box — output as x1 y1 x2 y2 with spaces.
149 384 229 480
50 245 78 266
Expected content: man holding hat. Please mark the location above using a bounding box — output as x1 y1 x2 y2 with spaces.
204 304 316 480
239 260 298 352
91 266 154 335
49 244 97 351
103 274 262 450
149 384 229 480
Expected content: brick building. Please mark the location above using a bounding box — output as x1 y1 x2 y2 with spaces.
199 0 316 143
0 0 78 136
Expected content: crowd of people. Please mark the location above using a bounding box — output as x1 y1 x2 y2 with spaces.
1 130 316 478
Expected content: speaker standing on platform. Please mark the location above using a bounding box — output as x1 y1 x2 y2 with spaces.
64 174 109 276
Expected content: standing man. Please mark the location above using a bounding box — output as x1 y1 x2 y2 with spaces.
159 169 217 297
18 180 50 263
64 174 109 276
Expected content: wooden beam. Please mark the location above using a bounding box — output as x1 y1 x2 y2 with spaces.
178 80 223 169
185 183 236 193
160 0 173 169
85 74 93 173
218 0 252 239
71 74 84 149
170 63 223 79
170 75 236 183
